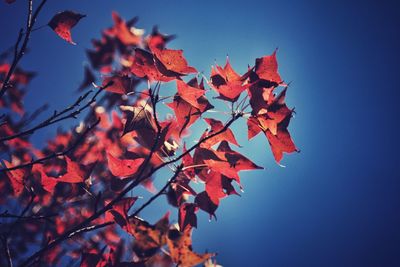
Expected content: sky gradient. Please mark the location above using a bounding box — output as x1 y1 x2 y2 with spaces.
1 0 399 266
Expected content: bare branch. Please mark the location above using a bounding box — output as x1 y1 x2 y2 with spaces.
0 0 48 98
130 165 183 218
0 84 106 143
0 118 100 174
18 111 241 267
1 235 12 267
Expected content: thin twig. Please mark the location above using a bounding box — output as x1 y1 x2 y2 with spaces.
130 165 182 217
19 101 242 267
1 235 12 267
0 118 100 173
0 84 107 143
0 0 48 98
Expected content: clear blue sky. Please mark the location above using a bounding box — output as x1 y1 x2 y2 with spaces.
1 0 399 266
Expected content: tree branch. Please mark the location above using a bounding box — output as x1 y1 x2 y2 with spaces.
0 0 48 98
19 100 242 267
0 118 100 173
0 84 106 143
1 235 12 267
130 165 183 218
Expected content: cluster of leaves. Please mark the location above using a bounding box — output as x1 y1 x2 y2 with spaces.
0 3 297 267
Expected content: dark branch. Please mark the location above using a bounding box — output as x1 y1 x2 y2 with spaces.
129 165 183 218
0 84 106 143
0 118 100 174
0 0 48 98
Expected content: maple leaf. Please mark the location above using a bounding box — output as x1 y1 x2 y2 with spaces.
146 26 176 51
166 80 213 136
194 191 219 218
178 203 198 231
265 114 298 163
48 11 86 45
120 105 155 136
210 58 247 101
102 75 138 95
77 66 96 91
104 12 142 46
129 213 170 258
131 48 174 82
105 197 137 234
86 35 115 70
2 160 25 196
176 80 205 109
106 152 144 178
254 49 282 85
167 227 214 267
200 118 240 148
151 47 197 77
57 156 85 183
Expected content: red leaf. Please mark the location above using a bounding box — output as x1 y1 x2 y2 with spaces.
210 58 247 101
178 203 198 231
104 12 141 46
152 47 197 76
57 156 85 183
105 197 137 234
176 80 205 109
48 11 86 45
32 164 56 194
204 171 226 204
200 141 263 181
194 191 218 219
167 227 215 266
254 49 282 84
131 48 174 82
102 75 138 95
201 118 240 148
146 26 175 51
78 66 95 91
265 115 298 163
106 152 144 178
2 160 25 196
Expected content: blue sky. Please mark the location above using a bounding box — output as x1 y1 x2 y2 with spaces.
1 0 400 266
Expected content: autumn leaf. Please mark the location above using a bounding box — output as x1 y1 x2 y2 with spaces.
57 156 85 183
77 66 95 91
102 75 139 95
210 58 247 101
131 48 174 82
129 213 170 258
48 11 86 45
254 49 282 85
265 114 298 163
152 47 197 77
105 197 138 234
178 203 198 231
146 26 175 51
200 118 240 148
104 11 142 46
2 160 25 196
167 227 215 267
106 152 144 178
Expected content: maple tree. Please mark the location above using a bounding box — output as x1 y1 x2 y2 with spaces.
0 2 298 266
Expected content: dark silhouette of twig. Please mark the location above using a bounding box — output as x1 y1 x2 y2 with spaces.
18 109 241 267
130 165 183 217
0 118 100 174
0 0 48 98
0 83 107 144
